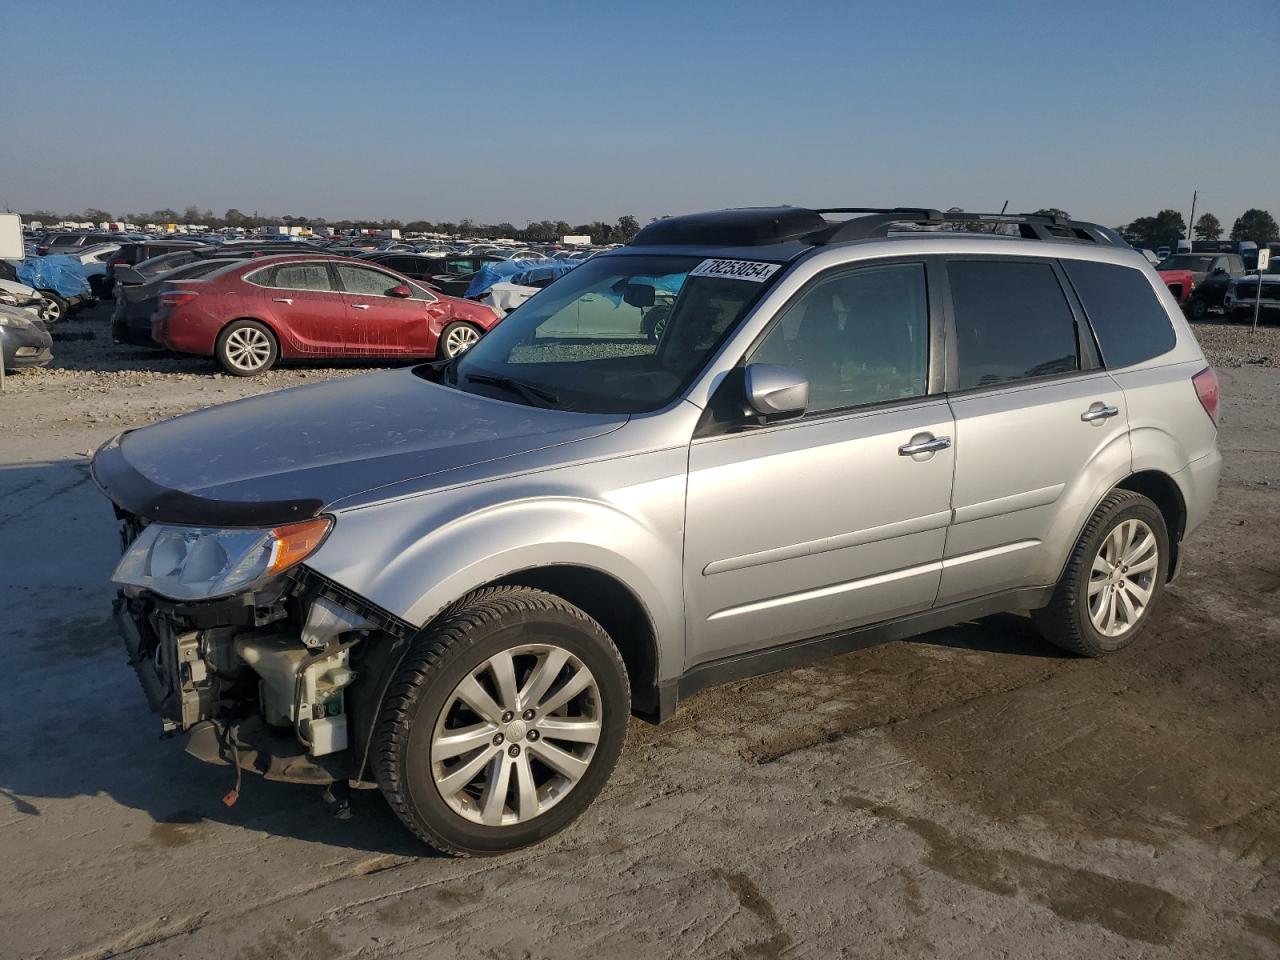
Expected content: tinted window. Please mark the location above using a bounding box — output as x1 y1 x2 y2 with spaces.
272 263 333 291
1062 260 1175 369
750 262 929 412
948 260 1079 390
336 265 399 295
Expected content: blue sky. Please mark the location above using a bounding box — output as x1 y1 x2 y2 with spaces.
3 0 1278 230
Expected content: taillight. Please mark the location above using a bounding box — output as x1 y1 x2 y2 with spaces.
1192 367 1219 424
160 291 199 308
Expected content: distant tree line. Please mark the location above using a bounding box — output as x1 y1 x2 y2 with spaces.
1117 207 1278 249
18 206 643 245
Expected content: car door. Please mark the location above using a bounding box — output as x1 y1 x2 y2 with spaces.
937 257 1128 604
252 260 348 355
333 263 434 356
684 259 954 666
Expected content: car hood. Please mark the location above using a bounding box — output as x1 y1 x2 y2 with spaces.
91 368 627 525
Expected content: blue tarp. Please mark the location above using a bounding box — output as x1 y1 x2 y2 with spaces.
14 255 92 298
464 257 579 299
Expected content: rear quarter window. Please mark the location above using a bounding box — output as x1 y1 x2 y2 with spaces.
1062 260 1175 369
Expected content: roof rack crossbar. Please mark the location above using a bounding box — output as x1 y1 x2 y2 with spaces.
808 209 1122 247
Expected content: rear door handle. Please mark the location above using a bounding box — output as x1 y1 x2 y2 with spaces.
1081 403 1120 422
272 297 293 305
898 435 951 456
351 304 369 310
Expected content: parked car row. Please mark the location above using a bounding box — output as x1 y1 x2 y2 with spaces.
113 251 506 374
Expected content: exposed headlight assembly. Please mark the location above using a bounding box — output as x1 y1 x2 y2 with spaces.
112 517 332 600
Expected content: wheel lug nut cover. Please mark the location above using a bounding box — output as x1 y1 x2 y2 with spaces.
501 711 514 723
522 709 535 721
528 730 539 741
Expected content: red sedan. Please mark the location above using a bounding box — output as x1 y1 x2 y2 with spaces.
152 254 504 375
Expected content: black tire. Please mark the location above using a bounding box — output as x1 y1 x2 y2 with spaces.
36 290 67 324
1033 491 1170 657
214 319 278 375
373 585 630 856
1186 296 1208 320
438 321 483 359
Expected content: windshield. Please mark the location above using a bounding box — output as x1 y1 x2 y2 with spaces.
1158 255 1215 272
452 253 778 413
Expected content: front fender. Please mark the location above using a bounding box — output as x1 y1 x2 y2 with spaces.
306 453 689 680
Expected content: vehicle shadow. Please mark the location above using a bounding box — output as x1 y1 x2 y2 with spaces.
908 611 1067 658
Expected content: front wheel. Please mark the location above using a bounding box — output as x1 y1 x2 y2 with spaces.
439 321 482 359
1187 296 1208 320
373 586 630 856
1033 491 1170 656
215 319 278 375
36 291 67 324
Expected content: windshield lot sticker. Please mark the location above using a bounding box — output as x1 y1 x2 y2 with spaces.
690 259 781 282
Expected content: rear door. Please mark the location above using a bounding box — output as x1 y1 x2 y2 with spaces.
938 257 1128 604
250 260 347 355
333 263 434 356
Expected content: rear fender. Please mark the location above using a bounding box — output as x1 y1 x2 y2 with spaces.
1037 428 1134 586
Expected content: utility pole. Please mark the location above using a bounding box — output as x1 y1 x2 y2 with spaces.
1187 190 1198 247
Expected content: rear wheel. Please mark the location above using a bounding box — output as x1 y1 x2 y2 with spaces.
439 321 482 359
1187 296 1208 320
215 319 278 375
1033 491 1169 656
36 291 67 324
373 586 630 856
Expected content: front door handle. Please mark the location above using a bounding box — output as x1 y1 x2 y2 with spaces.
351 303 369 310
898 435 952 456
1081 403 1120 422
272 297 293 305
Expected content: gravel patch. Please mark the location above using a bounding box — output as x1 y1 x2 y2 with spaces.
1186 316 1280 369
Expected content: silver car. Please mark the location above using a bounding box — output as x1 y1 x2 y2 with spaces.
93 206 1222 855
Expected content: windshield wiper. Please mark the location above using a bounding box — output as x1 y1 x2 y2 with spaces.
465 372 561 407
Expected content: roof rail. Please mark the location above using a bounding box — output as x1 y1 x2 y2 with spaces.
808 209 1126 248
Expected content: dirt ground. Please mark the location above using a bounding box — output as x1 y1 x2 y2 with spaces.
2 303 1278 960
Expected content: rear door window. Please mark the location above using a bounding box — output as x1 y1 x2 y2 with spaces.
1061 260 1175 368
947 259 1080 390
272 262 333 291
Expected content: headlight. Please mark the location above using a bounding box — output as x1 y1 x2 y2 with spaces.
112 517 332 600
0 312 33 329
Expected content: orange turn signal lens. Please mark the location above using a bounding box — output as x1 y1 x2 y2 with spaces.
266 517 333 577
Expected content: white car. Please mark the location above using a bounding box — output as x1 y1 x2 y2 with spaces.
71 243 122 296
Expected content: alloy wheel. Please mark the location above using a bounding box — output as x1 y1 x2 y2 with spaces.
224 327 273 372
38 295 62 322
430 643 601 827
1088 518 1159 637
444 324 479 357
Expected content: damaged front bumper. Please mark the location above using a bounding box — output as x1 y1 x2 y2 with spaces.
113 561 412 786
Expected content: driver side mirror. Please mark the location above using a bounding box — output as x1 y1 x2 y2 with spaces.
745 363 808 418
389 284 412 298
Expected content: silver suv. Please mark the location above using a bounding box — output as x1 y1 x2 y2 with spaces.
93 207 1221 855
